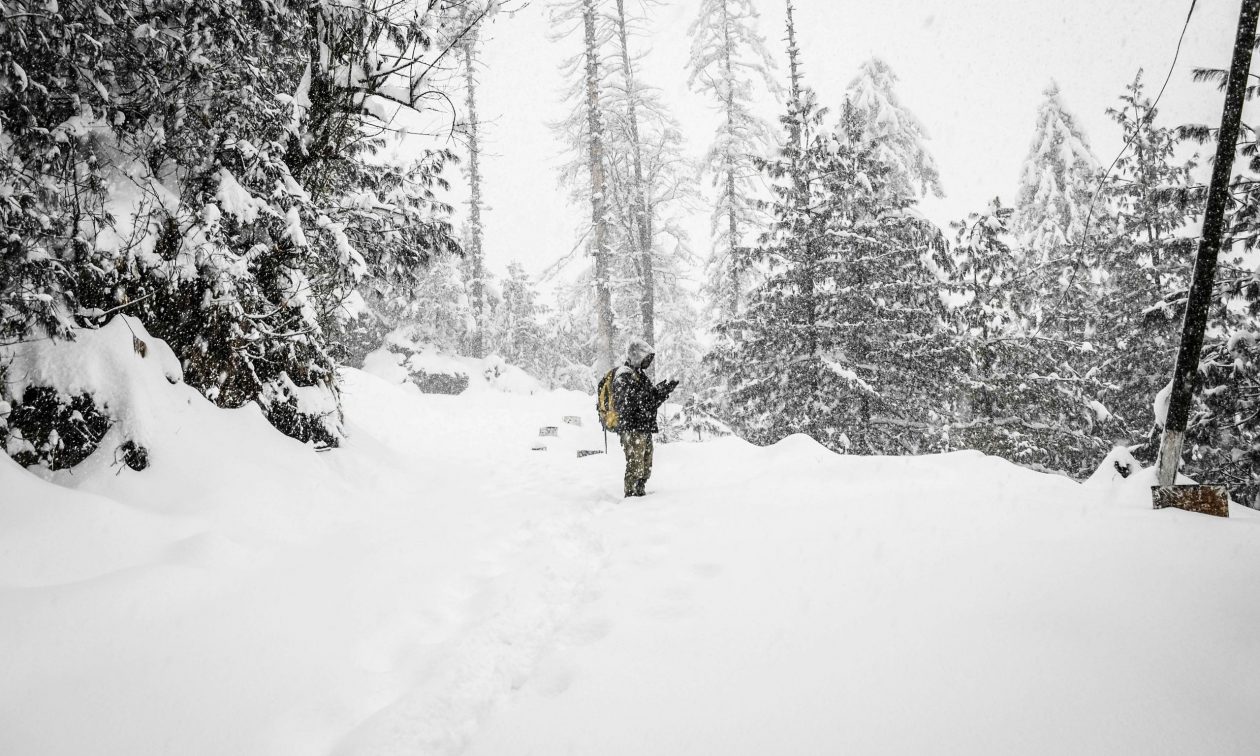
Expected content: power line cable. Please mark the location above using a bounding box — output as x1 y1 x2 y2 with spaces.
1079 0 1198 245
1033 0 1199 334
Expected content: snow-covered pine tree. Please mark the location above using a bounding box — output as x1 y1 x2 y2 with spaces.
1190 241 1260 506
490 262 551 376
1004 82 1117 473
843 57 943 200
1093 71 1199 462
710 4 948 454
544 277 607 389
713 95 948 453
686 0 780 320
401 253 474 355
939 201 1112 475
1013 82 1104 257
338 147 461 367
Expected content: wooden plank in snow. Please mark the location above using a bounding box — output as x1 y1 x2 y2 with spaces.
1152 485 1229 517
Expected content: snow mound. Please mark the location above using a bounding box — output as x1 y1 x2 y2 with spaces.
1084 446 1141 487
362 347 410 385
765 432 839 461
1083 447 1225 512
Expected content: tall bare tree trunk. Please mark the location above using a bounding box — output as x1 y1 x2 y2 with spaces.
583 0 617 369
461 31 486 358
613 0 655 347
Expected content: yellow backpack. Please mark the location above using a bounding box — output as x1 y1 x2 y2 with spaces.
596 368 618 431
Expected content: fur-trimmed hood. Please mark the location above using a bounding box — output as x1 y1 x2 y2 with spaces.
625 339 655 369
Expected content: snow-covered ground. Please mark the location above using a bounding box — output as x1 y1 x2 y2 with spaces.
3 361 1259 755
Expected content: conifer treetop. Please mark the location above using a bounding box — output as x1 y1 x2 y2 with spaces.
1014 81 1104 255
844 57 944 199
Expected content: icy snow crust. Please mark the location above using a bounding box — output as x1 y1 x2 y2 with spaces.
2 361 1259 755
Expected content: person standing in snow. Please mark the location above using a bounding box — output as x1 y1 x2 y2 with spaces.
613 339 678 497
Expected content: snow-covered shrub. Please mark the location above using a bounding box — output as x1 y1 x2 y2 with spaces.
408 367 471 396
937 201 1114 477
4 387 111 470
0 317 180 472
362 333 545 396
669 393 732 442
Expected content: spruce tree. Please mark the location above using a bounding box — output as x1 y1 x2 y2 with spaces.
844 57 944 199
1013 83 1104 257
1094 72 1199 462
939 201 1112 475
491 262 550 374
709 3 947 453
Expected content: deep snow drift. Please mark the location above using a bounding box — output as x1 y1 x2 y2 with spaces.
2 354 1259 756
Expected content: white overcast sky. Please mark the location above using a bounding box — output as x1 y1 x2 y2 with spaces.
448 0 1250 281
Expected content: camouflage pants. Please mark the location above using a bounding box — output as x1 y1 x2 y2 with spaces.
620 431 654 496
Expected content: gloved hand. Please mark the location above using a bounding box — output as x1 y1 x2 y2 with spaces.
656 378 680 395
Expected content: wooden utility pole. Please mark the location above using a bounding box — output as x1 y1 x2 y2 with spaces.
1155 0 1260 488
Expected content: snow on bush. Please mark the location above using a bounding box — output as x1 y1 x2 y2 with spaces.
362 330 545 396
1 317 181 471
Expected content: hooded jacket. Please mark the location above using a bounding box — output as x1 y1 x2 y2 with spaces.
613 339 667 433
